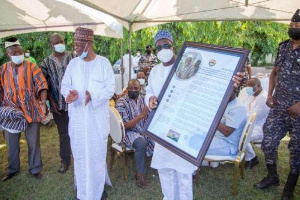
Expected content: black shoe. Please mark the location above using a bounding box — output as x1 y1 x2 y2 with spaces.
101 190 108 200
254 164 279 189
245 156 259 169
2 172 18 181
31 172 42 180
58 163 69 173
281 172 299 200
192 174 196 182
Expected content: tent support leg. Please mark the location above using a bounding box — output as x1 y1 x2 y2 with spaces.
120 38 124 89
129 23 133 81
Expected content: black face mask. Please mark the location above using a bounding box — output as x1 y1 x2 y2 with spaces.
128 91 139 99
288 28 300 40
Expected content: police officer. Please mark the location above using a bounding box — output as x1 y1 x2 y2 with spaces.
254 9 300 200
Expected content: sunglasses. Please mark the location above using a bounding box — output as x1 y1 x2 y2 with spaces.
156 44 172 51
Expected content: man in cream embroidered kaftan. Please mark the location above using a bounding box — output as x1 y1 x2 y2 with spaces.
61 55 114 200
61 27 115 200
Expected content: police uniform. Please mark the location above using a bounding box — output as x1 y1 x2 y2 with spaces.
255 9 300 200
262 39 300 175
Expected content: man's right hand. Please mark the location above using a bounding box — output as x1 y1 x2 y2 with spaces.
139 105 149 119
50 101 61 115
149 96 158 109
266 95 274 108
66 90 79 104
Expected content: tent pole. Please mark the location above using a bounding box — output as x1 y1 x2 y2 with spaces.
129 23 133 81
120 38 124 89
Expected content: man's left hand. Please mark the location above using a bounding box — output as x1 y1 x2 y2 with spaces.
85 90 91 106
232 72 245 89
39 101 48 116
288 102 300 118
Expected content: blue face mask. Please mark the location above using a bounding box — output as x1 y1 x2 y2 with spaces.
245 85 258 96
245 87 254 95
80 43 89 60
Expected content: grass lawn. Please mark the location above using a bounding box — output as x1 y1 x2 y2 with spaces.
0 125 299 200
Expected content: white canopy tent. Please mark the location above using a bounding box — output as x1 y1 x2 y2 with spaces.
0 0 123 38
76 0 299 31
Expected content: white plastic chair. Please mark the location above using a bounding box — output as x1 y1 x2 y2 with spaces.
200 112 257 195
108 106 133 180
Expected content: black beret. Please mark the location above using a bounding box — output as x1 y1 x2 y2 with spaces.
292 9 300 22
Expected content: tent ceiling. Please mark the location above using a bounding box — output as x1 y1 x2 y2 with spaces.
1 0 298 38
78 0 299 31
0 0 123 38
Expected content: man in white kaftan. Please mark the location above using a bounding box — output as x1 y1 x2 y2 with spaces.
238 78 270 169
61 27 115 200
145 30 197 200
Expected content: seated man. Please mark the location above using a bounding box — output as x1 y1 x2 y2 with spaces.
206 92 247 167
238 78 270 169
136 70 147 98
116 79 154 189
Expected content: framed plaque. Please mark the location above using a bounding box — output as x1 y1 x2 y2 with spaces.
144 42 249 167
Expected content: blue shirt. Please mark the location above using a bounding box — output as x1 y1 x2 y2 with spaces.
213 98 247 155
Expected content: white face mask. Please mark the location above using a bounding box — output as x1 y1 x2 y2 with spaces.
11 55 24 65
138 78 145 85
25 53 30 57
54 44 66 53
157 49 173 63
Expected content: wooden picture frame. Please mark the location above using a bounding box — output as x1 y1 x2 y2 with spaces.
144 41 249 167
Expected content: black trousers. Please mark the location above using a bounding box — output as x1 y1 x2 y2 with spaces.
53 110 71 165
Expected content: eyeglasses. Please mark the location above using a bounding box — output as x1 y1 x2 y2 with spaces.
156 44 172 51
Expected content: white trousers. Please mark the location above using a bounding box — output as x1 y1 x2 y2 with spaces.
245 134 263 161
158 168 193 200
246 144 256 161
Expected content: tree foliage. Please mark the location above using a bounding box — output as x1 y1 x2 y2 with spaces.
0 21 288 66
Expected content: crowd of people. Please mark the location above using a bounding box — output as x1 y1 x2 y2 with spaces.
0 9 300 200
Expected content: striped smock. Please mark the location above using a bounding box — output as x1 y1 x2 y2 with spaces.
0 60 48 123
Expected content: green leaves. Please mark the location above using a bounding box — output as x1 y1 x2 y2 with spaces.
0 21 288 66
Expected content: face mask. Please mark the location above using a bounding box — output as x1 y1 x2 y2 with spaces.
11 55 24 65
54 44 66 53
245 87 255 96
288 28 300 40
128 91 139 99
25 53 30 57
157 49 173 63
138 78 145 85
80 43 89 60
137 52 141 57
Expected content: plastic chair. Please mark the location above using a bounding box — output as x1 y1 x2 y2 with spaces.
200 112 257 195
108 106 133 180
